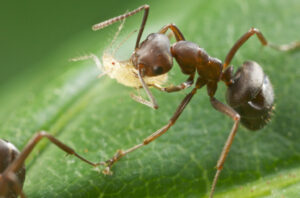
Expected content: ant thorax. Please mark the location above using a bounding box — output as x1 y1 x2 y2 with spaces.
102 52 168 88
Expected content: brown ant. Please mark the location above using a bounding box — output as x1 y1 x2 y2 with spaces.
0 131 102 198
81 4 298 198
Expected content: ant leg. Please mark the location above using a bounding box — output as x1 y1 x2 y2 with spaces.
269 41 300 51
223 27 300 69
4 131 102 175
131 66 159 109
92 5 150 49
224 28 268 68
157 24 195 93
3 172 26 198
103 78 206 175
153 74 195 93
209 97 240 198
159 23 185 41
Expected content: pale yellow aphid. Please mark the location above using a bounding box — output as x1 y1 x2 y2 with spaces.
71 19 169 109
101 53 168 88
70 52 168 88
71 19 168 89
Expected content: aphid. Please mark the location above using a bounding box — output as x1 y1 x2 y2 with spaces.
0 131 101 198
71 19 168 109
89 5 300 197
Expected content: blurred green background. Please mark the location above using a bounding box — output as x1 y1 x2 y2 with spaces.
0 0 144 85
0 0 300 198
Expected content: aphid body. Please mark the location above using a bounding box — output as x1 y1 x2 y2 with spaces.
102 52 168 88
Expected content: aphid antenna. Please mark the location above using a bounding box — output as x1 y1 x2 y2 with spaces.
112 29 138 56
107 18 126 53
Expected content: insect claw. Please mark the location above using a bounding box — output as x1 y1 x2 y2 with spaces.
102 167 113 175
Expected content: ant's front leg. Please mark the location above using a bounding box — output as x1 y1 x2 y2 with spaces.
130 66 159 109
155 24 198 93
159 23 186 41
153 74 195 93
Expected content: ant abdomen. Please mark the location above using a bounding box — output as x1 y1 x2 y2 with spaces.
226 61 274 130
0 139 26 198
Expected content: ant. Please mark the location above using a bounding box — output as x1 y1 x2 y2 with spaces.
0 131 102 198
79 4 299 198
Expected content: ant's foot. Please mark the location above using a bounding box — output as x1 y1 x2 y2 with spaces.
102 150 125 175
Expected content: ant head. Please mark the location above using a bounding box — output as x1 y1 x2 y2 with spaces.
132 33 173 77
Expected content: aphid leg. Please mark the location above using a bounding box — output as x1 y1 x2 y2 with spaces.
103 78 206 175
159 23 185 41
209 97 240 198
112 29 137 56
3 131 101 176
224 27 300 69
92 5 149 49
153 74 195 93
131 66 159 109
108 19 126 52
70 54 102 70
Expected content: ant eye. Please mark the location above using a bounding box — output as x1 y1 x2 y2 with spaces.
153 66 164 75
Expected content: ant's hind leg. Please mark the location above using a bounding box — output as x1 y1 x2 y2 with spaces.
209 97 240 198
223 27 300 69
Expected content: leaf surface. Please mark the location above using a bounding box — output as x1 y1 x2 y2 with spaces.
0 0 299 197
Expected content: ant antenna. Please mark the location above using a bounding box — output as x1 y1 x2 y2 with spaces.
92 5 146 31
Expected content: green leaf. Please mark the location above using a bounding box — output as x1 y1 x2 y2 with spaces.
1 0 299 197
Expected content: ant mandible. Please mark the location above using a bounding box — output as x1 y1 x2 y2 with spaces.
90 5 299 198
0 131 101 198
